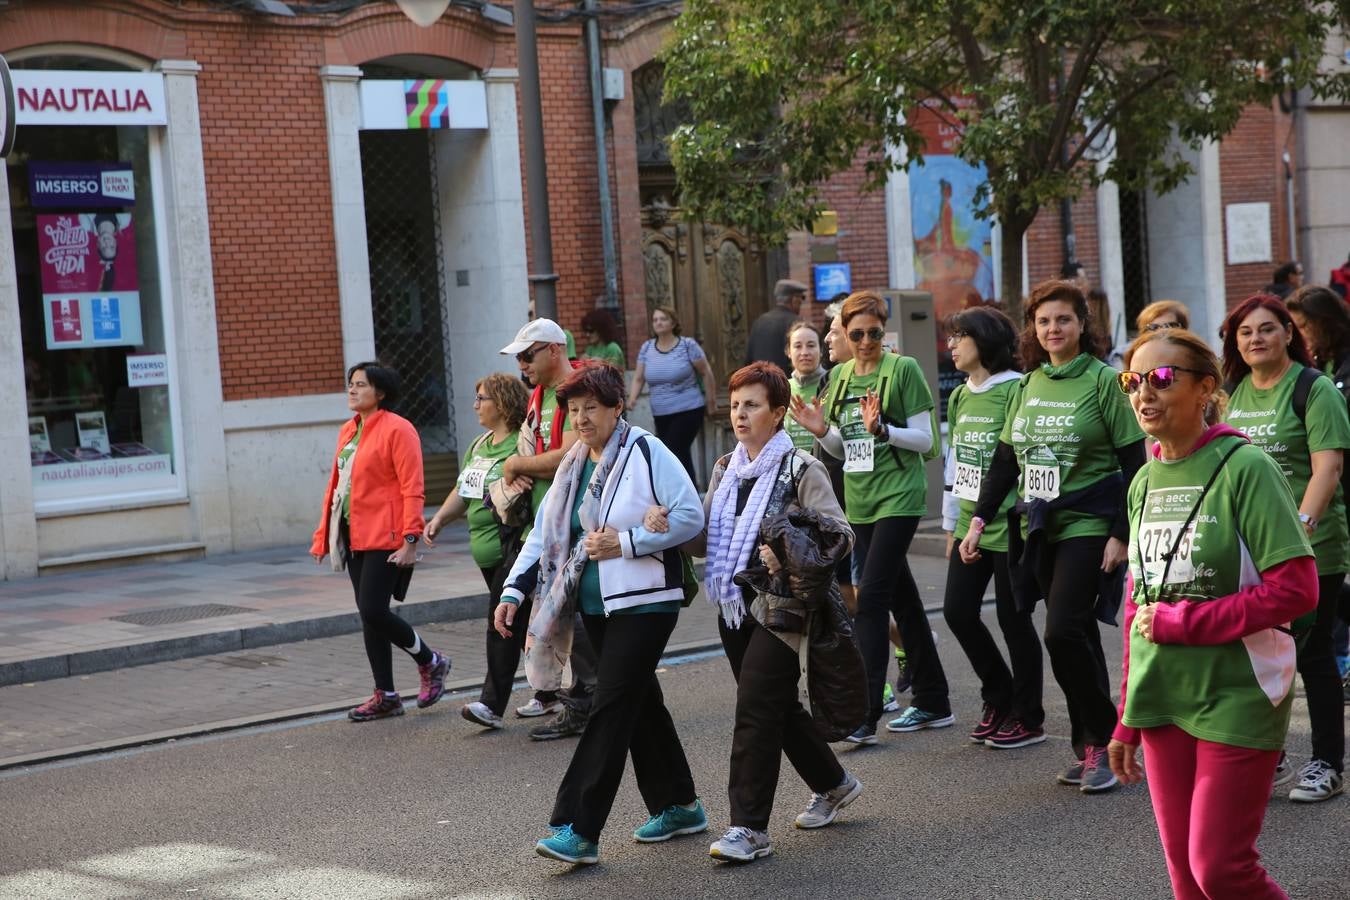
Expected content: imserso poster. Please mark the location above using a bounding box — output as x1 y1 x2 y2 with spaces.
37 211 143 349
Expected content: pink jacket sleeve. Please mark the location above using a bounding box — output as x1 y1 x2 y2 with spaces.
1149 556 1318 646
1112 573 1141 746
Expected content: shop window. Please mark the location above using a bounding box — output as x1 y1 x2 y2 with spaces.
8 90 180 508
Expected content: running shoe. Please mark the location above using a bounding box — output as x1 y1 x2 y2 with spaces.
886 706 956 733
1288 759 1344 803
535 824 598 865
632 799 708 843
1057 759 1085 786
529 706 587 741
516 697 562 718
882 682 900 713
1272 751 1296 789
894 649 912 695
969 703 1004 743
841 724 878 745
794 772 862 829
709 826 772 862
461 701 504 729
984 719 1047 750
416 652 450 709
1079 744 1119 793
348 690 404 722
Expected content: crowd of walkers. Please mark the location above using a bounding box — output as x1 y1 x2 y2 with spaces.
310 279 1346 894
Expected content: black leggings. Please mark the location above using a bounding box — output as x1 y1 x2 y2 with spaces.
942 548 1044 728
347 549 432 692
550 612 696 841
1297 573 1346 772
1035 536 1117 756
853 516 949 724
653 406 704 482
719 616 845 830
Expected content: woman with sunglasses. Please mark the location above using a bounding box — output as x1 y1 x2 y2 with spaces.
1108 328 1316 898
1221 293 1349 803
942 307 1045 749
793 290 950 744
960 280 1144 793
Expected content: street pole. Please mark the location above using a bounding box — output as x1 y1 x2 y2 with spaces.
514 0 559 320
583 0 618 313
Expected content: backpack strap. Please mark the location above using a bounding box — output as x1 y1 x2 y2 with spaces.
823 359 855 422
1291 365 1324 424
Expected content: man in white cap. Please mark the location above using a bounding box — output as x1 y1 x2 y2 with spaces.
497 317 597 741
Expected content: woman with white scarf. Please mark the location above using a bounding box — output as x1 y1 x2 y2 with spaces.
653 362 860 863
492 362 706 866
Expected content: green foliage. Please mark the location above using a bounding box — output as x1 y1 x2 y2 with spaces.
664 0 1350 303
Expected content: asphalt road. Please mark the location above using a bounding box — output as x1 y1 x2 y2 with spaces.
2 607 1346 900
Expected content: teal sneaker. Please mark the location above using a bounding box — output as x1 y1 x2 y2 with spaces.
535 824 598 865
633 799 708 843
885 706 956 733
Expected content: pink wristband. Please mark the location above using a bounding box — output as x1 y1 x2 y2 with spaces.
969 516 986 536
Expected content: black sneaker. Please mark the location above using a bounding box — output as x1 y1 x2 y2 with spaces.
529 706 587 741
840 724 878 746
984 719 1047 750
969 703 1005 744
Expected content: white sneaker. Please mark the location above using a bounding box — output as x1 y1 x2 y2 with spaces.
794 772 862 829
709 826 772 862
1288 759 1344 803
462 702 504 729
515 698 561 718
1271 751 1296 790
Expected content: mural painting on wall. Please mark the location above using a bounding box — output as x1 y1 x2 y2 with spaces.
908 98 997 413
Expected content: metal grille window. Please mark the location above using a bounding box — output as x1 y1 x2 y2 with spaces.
1119 188 1151 333
360 130 457 495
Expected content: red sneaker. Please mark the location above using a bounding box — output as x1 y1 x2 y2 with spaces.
417 652 450 709
348 689 404 722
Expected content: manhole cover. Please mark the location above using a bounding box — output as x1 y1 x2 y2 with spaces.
110 603 256 626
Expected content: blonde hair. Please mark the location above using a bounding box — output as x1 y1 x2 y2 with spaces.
475 372 530 432
1124 328 1226 425
1136 300 1191 332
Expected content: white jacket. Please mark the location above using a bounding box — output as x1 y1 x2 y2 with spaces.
502 426 703 613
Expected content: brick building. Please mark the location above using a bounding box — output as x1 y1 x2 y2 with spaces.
0 0 1335 576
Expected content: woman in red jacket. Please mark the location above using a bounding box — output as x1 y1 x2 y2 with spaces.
311 362 449 721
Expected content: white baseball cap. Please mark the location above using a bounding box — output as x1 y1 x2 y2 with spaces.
499 317 568 355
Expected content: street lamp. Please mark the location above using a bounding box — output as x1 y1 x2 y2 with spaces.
391 0 559 320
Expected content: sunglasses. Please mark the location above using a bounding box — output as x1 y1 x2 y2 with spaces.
848 327 886 343
516 343 548 364
1143 321 1182 332
1116 365 1208 394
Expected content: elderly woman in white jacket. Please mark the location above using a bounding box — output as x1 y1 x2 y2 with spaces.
493 361 707 866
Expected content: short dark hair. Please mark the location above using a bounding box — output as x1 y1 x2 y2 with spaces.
946 306 1020 374
556 359 625 408
1219 293 1313 385
347 361 401 410
1273 261 1300 284
1285 285 1350 365
580 308 622 345
93 212 119 231
651 305 682 336
728 361 791 428
784 320 821 354
1019 279 1105 367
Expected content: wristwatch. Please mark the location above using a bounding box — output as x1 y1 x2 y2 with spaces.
404 533 418 544
1299 513 1317 531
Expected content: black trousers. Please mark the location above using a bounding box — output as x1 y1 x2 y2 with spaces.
653 406 704 482
854 516 950 724
719 616 845 830
942 549 1045 728
560 613 599 715
1035 535 1117 756
1298 573 1346 772
550 612 696 841
347 549 429 692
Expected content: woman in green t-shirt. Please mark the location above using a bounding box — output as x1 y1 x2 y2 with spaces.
1221 293 1349 802
941 307 1044 750
424 372 533 730
785 320 826 452
580 308 627 370
1107 327 1316 898
793 290 951 744
961 280 1145 794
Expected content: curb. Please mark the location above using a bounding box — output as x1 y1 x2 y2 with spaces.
0 591 491 689
0 636 728 773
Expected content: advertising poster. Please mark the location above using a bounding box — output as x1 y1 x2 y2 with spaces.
75 410 111 455
37 211 143 349
28 161 136 208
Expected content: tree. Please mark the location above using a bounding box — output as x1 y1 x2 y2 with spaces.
663 0 1350 320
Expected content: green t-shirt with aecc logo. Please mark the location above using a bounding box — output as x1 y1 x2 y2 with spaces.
1000 353 1144 542
1225 364 1350 576
787 376 822 452
829 355 934 523
1123 435 1313 750
948 379 1018 552
458 430 520 569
